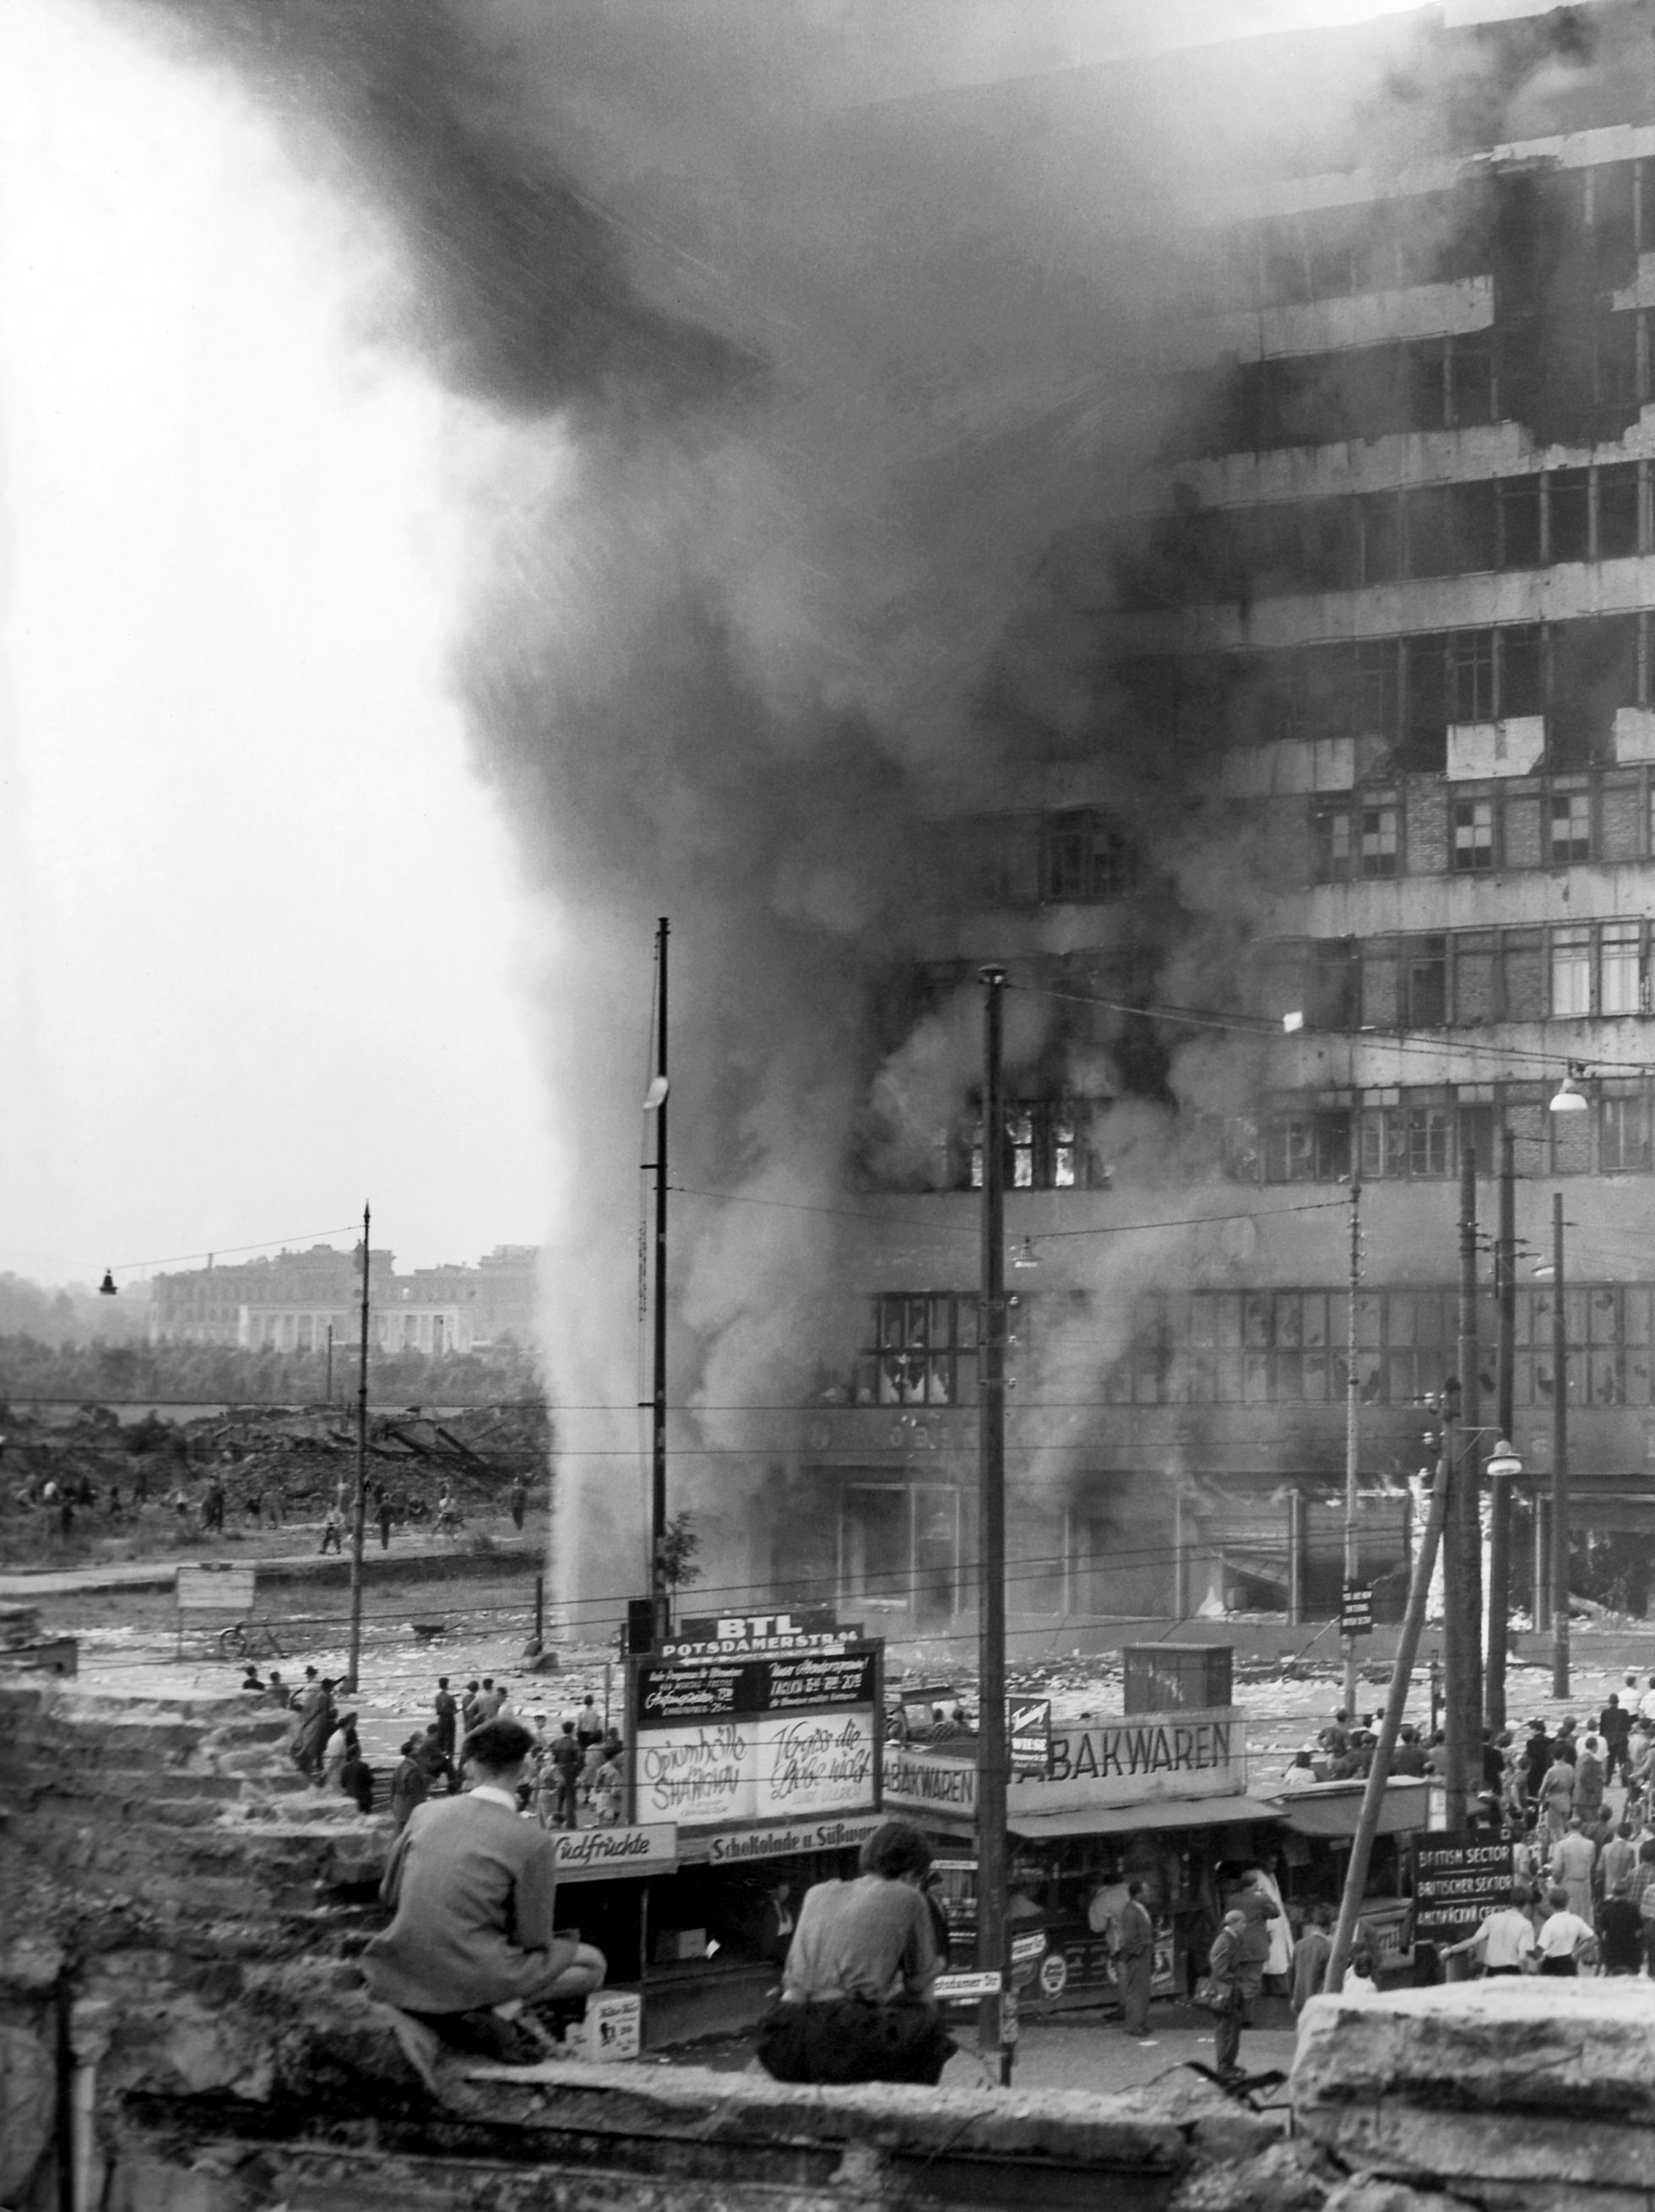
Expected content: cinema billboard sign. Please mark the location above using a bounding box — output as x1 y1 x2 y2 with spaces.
629 1640 882 1831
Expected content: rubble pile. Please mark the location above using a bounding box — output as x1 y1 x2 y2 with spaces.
1 1399 551 1527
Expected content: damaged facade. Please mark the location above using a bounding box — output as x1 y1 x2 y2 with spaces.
757 7 1655 1639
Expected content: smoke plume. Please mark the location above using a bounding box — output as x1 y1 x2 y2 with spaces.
98 0 1635 1613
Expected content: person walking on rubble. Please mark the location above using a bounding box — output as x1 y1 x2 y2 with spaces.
318 1503 345 1555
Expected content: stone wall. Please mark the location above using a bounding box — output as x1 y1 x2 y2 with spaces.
0 1677 391 2210
4 1673 1651 2212
1294 1979 1655 2211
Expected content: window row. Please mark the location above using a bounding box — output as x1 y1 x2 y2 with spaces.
1264 921 1652 1034
855 1279 1655 1413
1202 161 1638 317
1221 615 1654 762
1234 1082 1655 1187
1310 771 1655 882
929 1099 1111 1195
1188 312 1643 457
1131 462 1652 611
1115 1278 1655 1410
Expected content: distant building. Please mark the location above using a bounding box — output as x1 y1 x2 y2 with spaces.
149 1243 540 1355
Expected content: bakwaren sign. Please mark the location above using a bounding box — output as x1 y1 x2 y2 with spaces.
882 1706 1244 1821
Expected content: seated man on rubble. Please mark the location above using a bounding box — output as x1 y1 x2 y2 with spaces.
363 1717 605 2044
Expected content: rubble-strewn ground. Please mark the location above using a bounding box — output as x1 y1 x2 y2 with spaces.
1 1397 550 1569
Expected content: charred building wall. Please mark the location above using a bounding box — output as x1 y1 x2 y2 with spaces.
781 5 1655 1641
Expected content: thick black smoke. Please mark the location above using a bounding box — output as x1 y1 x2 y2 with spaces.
100 0 1635 1605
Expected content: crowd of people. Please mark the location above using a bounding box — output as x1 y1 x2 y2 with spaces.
1278 1680 1655 1995
233 1667 627 1835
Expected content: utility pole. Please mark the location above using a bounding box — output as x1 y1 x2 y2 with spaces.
344 1203 371 1695
650 917 670 1641
1551 1190 1571 1699
1442 1147 1484 1821
1438 1377 1468 1832
1342 1179 1361 1717
1325 1412 1452 1992
976 966 1012 2087
1485 1128 1516 1732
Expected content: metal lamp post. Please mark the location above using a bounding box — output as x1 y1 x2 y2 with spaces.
976 965 1012 2086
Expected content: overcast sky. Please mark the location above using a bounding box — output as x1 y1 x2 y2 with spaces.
0 0 1453 1292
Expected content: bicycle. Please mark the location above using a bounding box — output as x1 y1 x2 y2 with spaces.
218 1622 285 1662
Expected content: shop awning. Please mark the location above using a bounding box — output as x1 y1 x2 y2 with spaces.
1007 1794 1283 1843
1271 1780 1430 1840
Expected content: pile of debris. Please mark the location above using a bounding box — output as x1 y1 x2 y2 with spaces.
1 1400 551 1526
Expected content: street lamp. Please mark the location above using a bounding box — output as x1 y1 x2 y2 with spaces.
1549 1064 1589 1114
1484 1439 1523 1483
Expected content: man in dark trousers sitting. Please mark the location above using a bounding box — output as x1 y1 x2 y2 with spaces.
363 1718 605 2044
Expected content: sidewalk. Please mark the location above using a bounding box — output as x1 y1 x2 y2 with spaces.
0 1529 533 1602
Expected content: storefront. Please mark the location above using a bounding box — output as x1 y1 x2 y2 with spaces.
620 1613 886 2046
887 1710 1433 2008
1262 1778 1432 1979
885 1704 1284 2011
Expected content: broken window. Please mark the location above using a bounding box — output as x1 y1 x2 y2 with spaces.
1361 491 1404 584
1549 468 1591 564
1452 798 1495 870
1500 626 1545 718
1308 939 1360 1031
1403 637 1447 764
1360 797 1400 876
859 1293 978 1407
1447 630 1497 724
1500 475 1542 567
1040 811 1138 903
1598 461 1641 559
1314 808 1353 883
1447 330 1495 427
1264 1109 1351 1184
1407 937 1448 1027
1549 791 1593 863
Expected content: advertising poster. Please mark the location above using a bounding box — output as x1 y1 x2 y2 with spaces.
630 1640 881 1830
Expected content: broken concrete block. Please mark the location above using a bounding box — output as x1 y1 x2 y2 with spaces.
1294 1981 1655 2196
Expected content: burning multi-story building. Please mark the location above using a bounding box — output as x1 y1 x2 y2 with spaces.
744 6 1655 1643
